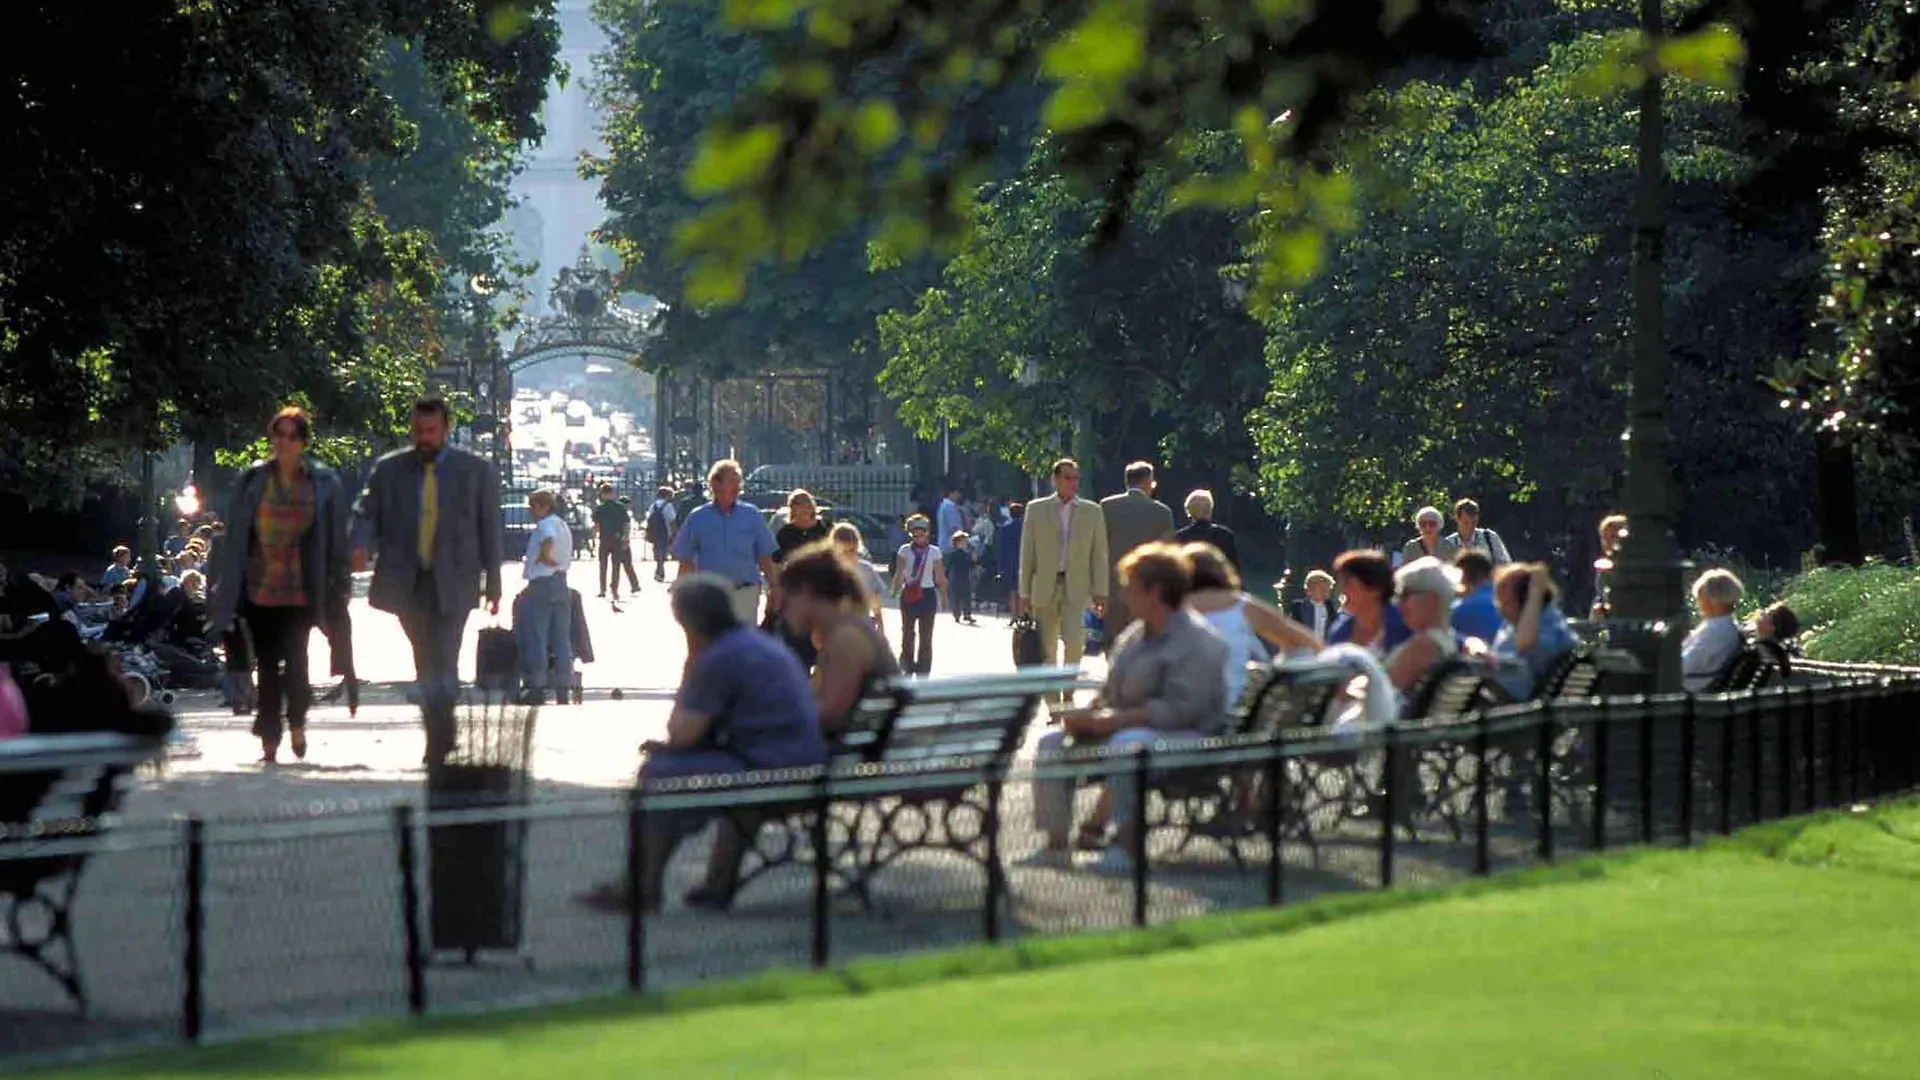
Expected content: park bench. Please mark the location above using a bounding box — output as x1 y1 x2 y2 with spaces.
713 667 1081 910
1140 662 1295 867
0 732 167 1011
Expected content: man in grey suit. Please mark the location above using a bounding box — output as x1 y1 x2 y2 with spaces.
350 398 503 761
1099 461 1175 634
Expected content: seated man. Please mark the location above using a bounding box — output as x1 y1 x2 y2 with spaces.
619 575 827 913
1028 542 1228 874
1384 557 1460 699
1681 569 1745 692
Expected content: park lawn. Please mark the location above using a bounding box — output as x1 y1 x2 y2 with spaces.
43 804 1920 1080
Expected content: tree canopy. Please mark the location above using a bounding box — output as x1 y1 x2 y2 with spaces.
0 1 559 498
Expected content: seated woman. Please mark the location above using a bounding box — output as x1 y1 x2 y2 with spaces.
1479 563 1579 700
1182 542 1321 708
1326 550 1413 656
683 542 900 909
1384 557 1460 698
1027 543 1228 874
1682 569 1745 691
616 575 827 914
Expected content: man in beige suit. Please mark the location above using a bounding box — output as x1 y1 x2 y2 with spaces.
1099 461 1176 633
1016 458 1109 684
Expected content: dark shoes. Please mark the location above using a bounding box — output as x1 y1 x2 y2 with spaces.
290 727 307 760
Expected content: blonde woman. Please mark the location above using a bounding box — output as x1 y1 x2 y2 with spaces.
770 489 832 667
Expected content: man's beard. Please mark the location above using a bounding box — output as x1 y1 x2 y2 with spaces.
413 441 440 461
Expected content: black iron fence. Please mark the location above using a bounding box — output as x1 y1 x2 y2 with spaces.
4 671 1919 1064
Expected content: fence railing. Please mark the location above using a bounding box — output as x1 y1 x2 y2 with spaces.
4 670 1918 1064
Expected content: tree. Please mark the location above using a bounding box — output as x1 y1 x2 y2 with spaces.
592 0 939 393
658 0 1501 303
0 1 560 504
1252 13 1820 575
877 143 1267 496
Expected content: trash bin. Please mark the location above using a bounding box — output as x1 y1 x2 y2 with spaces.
426 694 537 960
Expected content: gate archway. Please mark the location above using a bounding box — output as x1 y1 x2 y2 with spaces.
488 249 657 485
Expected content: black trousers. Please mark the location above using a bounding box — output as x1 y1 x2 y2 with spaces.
898 593 937 675
244 601 312 743
951 571 973 619
600 540 639 595
651 535 670 577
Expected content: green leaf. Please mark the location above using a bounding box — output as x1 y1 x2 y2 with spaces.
686 124 783 196
1658 25 1745 89
852 100 902 154
1041 1 1147 86
1042 85 1110 132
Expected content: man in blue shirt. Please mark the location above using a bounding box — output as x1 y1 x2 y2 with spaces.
622 574 825 912
936 481 965 556
1450 551 1503 644
672 458 778 626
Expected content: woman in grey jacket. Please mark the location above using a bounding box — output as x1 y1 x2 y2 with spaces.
206 407 351 763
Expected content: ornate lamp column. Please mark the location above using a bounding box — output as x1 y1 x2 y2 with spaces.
1607 0 1690 690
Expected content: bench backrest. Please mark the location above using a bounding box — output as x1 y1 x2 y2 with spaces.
1264 661 1357 730
862 668 1081 770
1404 658 1501 720
1541 647 1602 701
1707 643 1765 693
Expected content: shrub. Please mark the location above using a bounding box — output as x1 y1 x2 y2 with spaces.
1769 563 1920 665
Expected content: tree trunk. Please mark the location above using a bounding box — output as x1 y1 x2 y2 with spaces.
1812 431 1864 565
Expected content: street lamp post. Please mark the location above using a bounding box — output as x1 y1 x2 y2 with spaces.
1607 0 1689 690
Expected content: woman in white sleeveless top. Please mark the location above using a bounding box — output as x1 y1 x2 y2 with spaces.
1180 544 1321 709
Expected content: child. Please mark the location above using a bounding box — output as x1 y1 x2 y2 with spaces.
947 531 978 625
1680 569 1744 692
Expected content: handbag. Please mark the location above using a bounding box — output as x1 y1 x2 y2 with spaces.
1011 615 1044 667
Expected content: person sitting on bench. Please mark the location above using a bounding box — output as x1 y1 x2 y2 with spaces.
625 575 827 913
1681 569 1744 692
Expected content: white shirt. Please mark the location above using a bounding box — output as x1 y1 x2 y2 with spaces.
525 514 573 580
1681 615 1742 691
896 542 942 588
1055 495 1073 573
1308 602 1330 643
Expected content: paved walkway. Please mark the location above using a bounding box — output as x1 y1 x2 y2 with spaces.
3 568 1519 1062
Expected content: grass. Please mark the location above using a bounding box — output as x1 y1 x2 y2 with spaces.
31 800 1920 1080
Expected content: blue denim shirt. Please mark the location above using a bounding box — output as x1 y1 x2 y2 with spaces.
680 627 826 769
1491 605 1578 700
1328 604 1412 654
671 500 776 586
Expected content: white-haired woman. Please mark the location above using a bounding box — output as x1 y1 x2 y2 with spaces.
1682 569 1745 691
1400 506 1459 567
